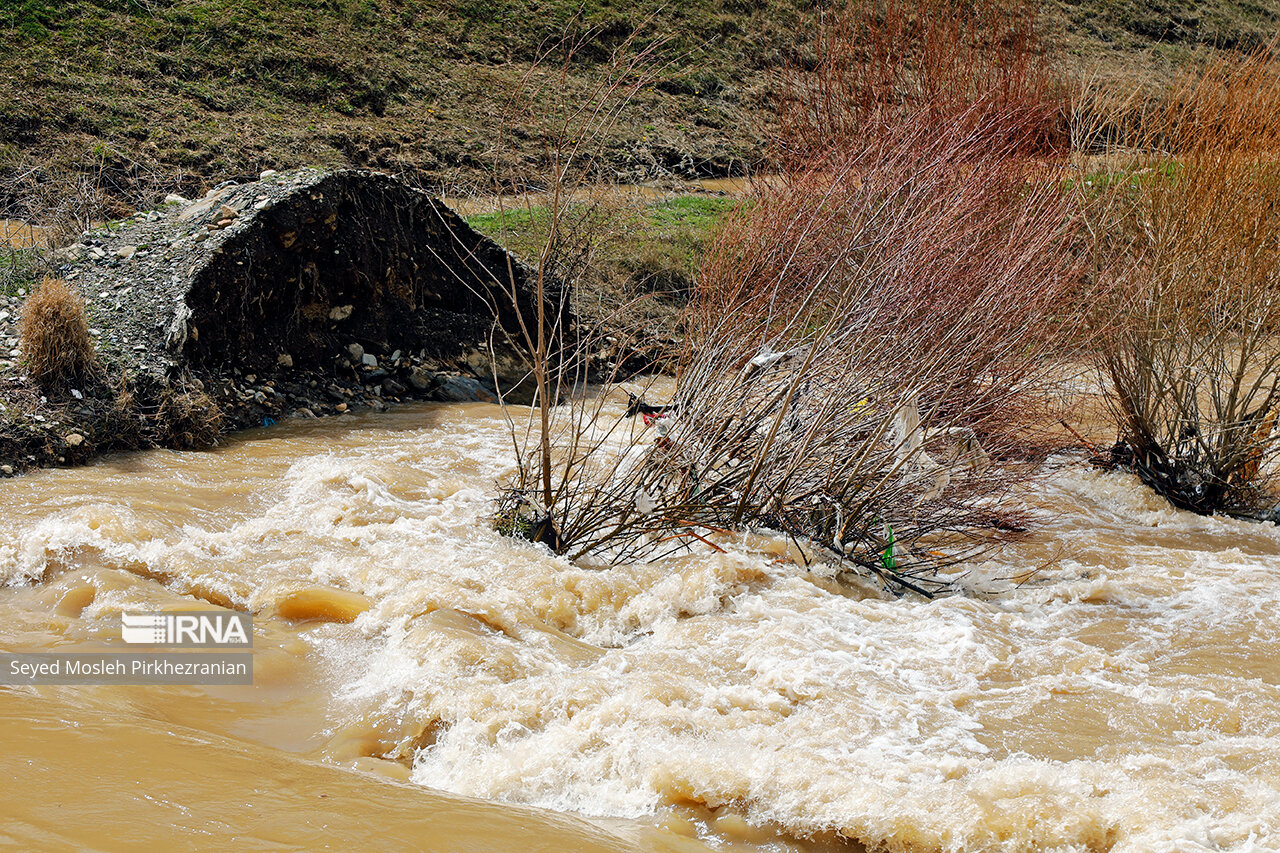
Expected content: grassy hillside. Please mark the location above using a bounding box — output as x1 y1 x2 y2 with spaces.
2 0 1278 224
0 0 800 222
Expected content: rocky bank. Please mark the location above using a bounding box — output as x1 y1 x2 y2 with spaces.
0 167 558 475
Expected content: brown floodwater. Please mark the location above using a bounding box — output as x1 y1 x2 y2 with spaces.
1 219 48 249
1 389 1277 851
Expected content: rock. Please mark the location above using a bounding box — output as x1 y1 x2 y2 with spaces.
216 218 234 229
335 402 348 412
0 465 12 475
277 353 294 368
164 193 190 205
259 169 279 179
433 375 497 402
64 433 85 447
329 304 354 321
115 246 136 259
361 353 378 367
179 193 225 222
408 368 434 390
346 343 364 362
382 379 407 395
390 349 402 363
218 205 239 220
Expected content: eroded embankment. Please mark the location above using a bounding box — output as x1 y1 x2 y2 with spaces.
0 167 557 475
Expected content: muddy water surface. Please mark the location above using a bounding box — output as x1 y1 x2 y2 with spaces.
1 396 1277 851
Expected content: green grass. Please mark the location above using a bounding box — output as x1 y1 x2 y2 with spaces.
0 247 43 298
467 195 735 241
467 193 737 298
647 195 737 232
1063 160 1184 195
465 206 543 241
634 196 737 291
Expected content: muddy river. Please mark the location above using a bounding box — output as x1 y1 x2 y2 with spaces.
1 392 1276 851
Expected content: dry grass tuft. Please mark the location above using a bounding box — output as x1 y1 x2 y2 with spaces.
156 387 224 450
99 383 145 450
18 276 98 389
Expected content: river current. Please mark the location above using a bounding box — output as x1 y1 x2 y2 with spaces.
0 391 1276 851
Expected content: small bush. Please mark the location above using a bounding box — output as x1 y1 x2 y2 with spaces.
18 276 98 389
156 387 224 450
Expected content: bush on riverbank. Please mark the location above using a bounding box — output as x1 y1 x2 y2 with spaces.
495 0 1086 592
18 276 97 389
1079 49 1280 518
154 386 224 451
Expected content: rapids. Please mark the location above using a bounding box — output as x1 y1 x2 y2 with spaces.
0 394 1277 851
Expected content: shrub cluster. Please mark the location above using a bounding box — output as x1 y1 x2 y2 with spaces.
493 2 1280 587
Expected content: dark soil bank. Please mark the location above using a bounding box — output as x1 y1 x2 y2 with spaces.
0 168 551 475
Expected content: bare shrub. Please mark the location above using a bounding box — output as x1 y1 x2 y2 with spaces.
525 145 1081 589
18 276 99 389
1 143 189 245
1078 48 1280 517
464 21 689 529
778 0 1068 166
491 1 1084 593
